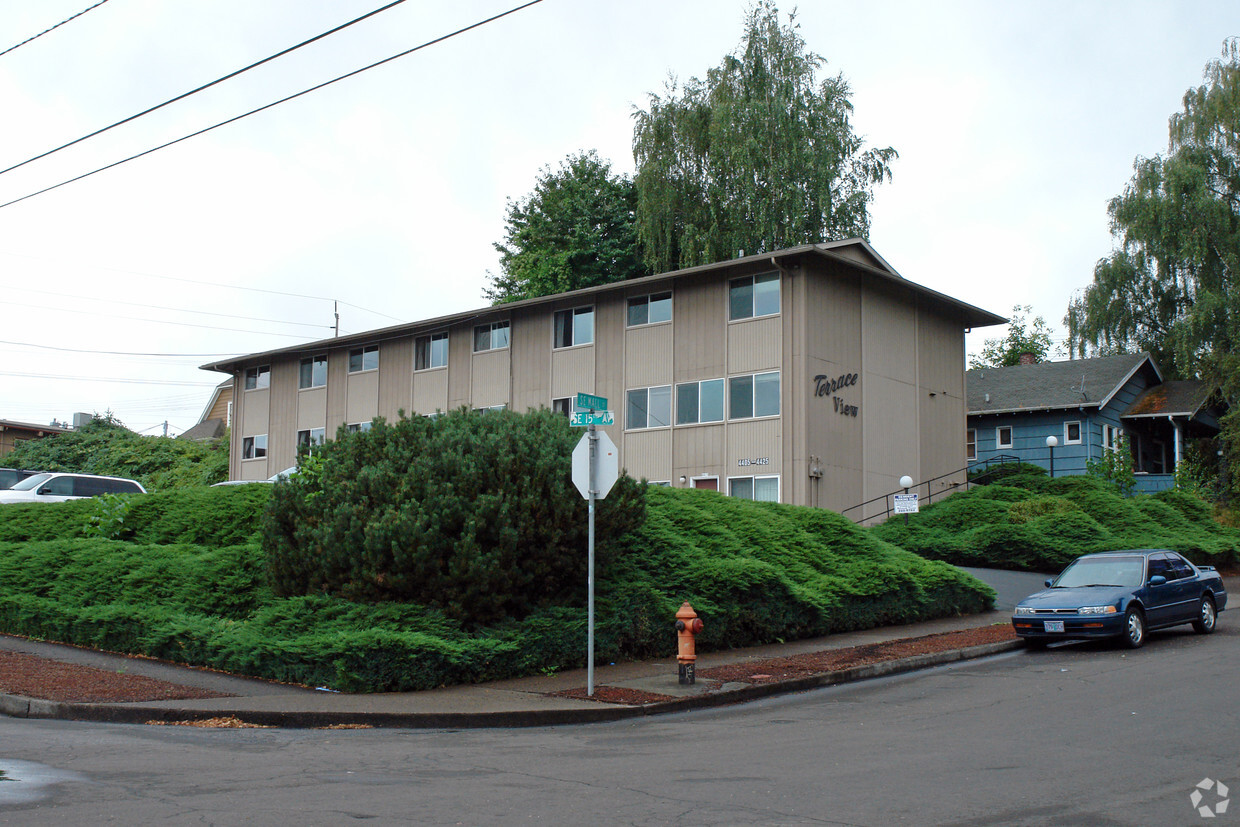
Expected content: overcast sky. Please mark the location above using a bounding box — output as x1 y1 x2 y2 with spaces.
0 0 1236 436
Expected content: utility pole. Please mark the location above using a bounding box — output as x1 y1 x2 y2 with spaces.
162 421 169 437
334 300 340 337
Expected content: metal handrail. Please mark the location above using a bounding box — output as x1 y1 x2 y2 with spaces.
839 454 1022 523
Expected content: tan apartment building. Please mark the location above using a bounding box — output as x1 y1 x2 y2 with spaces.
203 240 1004 514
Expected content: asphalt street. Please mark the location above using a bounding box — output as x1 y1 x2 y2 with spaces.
1 618 1234 825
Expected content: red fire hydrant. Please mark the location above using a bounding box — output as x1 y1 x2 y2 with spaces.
675 602 705 685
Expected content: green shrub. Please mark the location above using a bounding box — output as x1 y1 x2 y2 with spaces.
1007 495 1081 524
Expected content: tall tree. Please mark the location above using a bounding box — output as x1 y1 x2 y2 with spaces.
1066 39 1240 499
969 305 1055 369
631 1 897 273
484 151 648 304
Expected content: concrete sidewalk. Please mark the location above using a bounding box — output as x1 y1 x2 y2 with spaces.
0 611 1019 729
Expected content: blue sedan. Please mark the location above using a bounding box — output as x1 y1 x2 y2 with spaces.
1011 549 1228 649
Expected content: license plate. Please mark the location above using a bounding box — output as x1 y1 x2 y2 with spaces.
1043 620 1065 633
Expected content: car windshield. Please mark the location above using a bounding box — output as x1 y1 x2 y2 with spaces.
8 473 51 491
1053 556 1144 589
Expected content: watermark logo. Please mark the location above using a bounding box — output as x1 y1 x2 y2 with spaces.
1190 778 1230 819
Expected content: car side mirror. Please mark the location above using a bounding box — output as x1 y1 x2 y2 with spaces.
1148 575 1167 586
1045 579 1054 588
37 487 52 496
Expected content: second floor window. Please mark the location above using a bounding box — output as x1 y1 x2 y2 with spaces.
554 307 594 348
676 378 726 425
244 365 270 390
348 345 378 373
626 385 672 430
474 321 510 352
416 332 448 370
298 355 327 389
729 371 780 420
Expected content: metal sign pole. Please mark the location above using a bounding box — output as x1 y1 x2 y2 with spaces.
587 421 597 696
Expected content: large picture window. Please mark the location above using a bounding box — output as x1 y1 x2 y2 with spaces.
416 332 448 370
729 272 779 320
627 292 672 327
626 385 672 430
730 475 779 502
244 365 270 390
348 345 378 373
554 307 594 348
675 378 725 425
729 371 780 420
473 322 509 353
298 355 327 389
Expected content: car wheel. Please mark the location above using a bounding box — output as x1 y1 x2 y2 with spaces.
1192 595 1217 634
1122 607 1146 649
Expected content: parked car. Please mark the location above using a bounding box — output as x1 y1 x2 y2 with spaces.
0 468 43 490
1011 549 1227 649
0 472 146 503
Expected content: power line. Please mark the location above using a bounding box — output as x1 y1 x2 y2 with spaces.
0 1 111 59
0 0 545 212
0 0 408 177
5 284 335 330
0 370 218 387
0 338 241 358
2 299 318 338
0 249 405 323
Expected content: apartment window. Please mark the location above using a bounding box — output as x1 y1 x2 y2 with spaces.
626 385 672 430
347 422 373 434
552 397 572 417
729 371 780 420
730 475 779 502
1065 421 1082 445
297 428 326 452
242 434 267 460
473 321 510 352
627 292 672 327
729 272 780 320
298 355 327 389
1103 424 1123 452
415 333 448 370
474 404 507 414
676 378 725 425
244 365 270 390
348 345 378 373
554 307 594 348
996 426 1013 449
966 429 977 461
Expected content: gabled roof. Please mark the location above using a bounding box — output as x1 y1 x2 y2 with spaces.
967 353 1160 416
1121 380 1214 419
0 419 69 435
197 379 233 424
201 239 1006 374
178 418 226 441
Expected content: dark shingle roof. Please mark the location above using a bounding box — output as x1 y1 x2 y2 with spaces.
1122 380 1212 419
178 418 225 441
967 353 1157 415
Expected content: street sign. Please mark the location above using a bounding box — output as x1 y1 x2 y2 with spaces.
570 410 614 427
893 493 919 514
576 392 608 412
572 429 619 499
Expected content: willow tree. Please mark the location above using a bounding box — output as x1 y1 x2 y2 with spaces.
1066 40 1240 499
631 1 897 273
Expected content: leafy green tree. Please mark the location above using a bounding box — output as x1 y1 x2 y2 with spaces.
969 305 1056 369
1 416 228 490
262 408 647 625
631 1 897 272
1065 39 1240 499
484 151 649 304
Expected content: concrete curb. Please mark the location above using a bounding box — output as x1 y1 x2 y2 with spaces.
0 639 1024 729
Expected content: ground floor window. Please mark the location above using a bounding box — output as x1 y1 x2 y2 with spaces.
966 428 976 460
729 475 779 502
1065 420 1082 444
996 425 1013 449
347 422 373 433
242 434 267 459
552 397 572 416
1103 424 1123 452
297 428 325 452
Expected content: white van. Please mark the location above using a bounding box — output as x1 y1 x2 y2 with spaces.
0 473 146 503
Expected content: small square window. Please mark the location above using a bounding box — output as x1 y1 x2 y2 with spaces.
416 333 448 370
1065 421 1082 445
473 322 510 353
348 346 378 373
298 355 327 389
996 426 1013 449
554 307 594 348
244 365 270 390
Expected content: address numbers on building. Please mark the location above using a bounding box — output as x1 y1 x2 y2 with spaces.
737 457 770 467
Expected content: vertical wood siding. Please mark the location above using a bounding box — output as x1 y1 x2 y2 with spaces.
378 338 413 420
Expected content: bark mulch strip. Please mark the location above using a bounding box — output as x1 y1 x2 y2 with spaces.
552 624 1018 706
0 650 234 704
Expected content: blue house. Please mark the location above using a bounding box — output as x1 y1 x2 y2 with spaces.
966 353 1225 493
